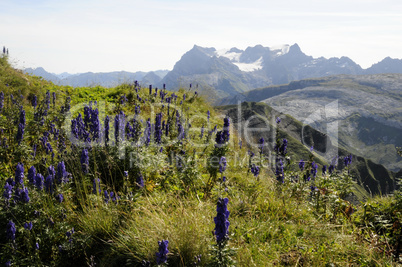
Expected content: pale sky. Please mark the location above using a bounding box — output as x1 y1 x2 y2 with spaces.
1 0 402 74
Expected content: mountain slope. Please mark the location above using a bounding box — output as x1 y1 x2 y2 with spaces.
220 74 402 171
219 101 397 196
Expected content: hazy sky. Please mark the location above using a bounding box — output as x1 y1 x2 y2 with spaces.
2 0 402 74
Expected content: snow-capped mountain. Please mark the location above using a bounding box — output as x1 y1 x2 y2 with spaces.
159 43 402 101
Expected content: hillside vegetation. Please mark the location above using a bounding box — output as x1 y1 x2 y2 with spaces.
0 55 401 266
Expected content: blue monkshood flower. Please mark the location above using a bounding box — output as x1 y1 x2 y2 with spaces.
81 148 89 174
156 240 169 265
84 106 91 129
275 158 284 183
249 150 255 158
219 156 227 173
0 91 4 111
7 220 16 241
56 193 63 203
183 94 186 101
93 178 101 194
214 197 230 243
276 117 281 124
19 108 26 125
56 161 69 184
114 114 120 144
35 173 44 190
149 85 152 95
52 92 56 105
177 123 184 140
310 146 314 152
5 261 11 267
104 190 109 204
135 105 140 115
3 182 13 200
104 115 110 145
199 124 204 138
280 139 288 155
223 117 230 142
137 173 144 188
24 221 33 231
215 131 224 146
110 191 117 203
45 142 53 154
48 165 55 178
258 137 265 154
251 164 260 177
311 162 318 178
154 113 162 144
120 94 128 105
28 166 36 184
45 175 54 194
15 162 24 185
16 123 25 144
21 186 30 203
66 228 74 243
124 171 128 177
322 165 327 175
145 119 151 145
299 160 305 171
207 110 210 122
165 122 170 137
45 91 50 115
239 140 242 149
36 242 39 250
32 95 37 108
344 155 352 167
90 107 100 141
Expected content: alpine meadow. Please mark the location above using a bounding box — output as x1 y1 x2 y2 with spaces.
1 48 402 267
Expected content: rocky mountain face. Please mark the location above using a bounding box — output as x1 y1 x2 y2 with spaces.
24 68 169 88
220 74 402 172
220 101 398 196
158 44 402 101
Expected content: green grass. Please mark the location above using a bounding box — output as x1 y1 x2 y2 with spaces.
0 55 401 266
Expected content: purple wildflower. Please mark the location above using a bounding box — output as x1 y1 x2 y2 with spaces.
24 222 33 231
6 220 16 241
251 164 260 177
214 197 230 243
28 166 36 184
219 156 227 173
35 173 44 190
15 162 24 185
299 160 305 171
156 240 169 265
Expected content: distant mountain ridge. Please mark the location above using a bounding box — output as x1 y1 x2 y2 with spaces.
158 44 402 101
220 74 402 172
24 67 169 88
25 44 402 94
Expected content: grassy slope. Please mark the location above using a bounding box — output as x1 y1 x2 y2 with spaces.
0 56 400 266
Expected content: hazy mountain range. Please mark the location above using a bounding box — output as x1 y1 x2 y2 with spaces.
24 67 169 88
25 43 402 96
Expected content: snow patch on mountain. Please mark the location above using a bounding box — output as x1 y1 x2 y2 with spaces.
233 56 264 72
215 49 264 72
270 44 290 56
